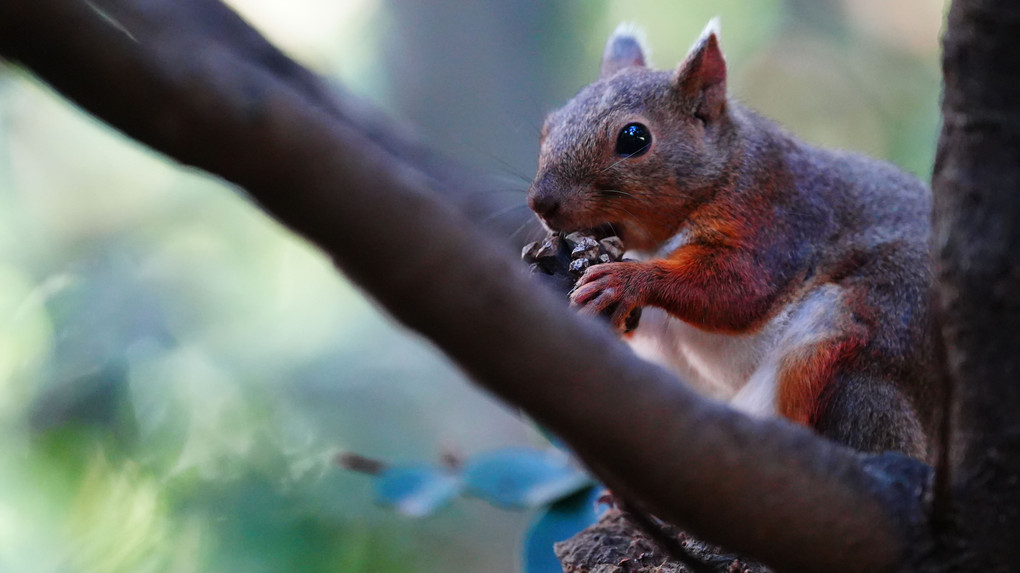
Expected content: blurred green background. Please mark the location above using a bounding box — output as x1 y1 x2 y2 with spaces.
0 0 946 571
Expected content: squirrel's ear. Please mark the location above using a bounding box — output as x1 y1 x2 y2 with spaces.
675 18 727 122
601 23 648 78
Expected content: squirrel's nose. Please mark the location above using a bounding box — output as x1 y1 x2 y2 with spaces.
528 191 560 219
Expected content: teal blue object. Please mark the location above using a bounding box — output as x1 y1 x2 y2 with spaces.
462 447 592 509
373 466 461 518
522 486 605 573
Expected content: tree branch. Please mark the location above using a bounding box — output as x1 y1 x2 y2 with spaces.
83 0 527 237
0 0 929 570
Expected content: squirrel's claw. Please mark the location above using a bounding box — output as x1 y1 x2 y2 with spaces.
571 263 642 332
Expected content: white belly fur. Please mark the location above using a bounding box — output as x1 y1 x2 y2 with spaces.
626 285 845 419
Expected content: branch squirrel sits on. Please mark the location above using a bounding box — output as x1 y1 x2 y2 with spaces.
527 19 939 460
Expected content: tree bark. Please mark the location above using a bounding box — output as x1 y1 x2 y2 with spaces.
933 0 1020 569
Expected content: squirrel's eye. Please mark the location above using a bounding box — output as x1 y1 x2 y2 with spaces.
615 122 652 157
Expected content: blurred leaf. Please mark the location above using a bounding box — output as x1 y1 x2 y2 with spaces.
462 448 592 509
522 485 604 573
29 359 138 458
64 452 169 573
374 466 461 518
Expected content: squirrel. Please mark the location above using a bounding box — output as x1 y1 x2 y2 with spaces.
526 19 939 461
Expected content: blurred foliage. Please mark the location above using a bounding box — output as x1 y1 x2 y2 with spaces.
0 0 945 571
356 445 601 572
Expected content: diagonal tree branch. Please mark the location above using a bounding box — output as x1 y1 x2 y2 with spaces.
84 0 528 237
0 0 933 570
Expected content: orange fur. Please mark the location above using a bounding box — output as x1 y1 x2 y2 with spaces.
776 336 865 425
642 238 780 334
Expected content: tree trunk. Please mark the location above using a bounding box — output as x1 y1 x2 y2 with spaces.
933 0 1020 569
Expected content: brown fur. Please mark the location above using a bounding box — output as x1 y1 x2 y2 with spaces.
528 24 938 460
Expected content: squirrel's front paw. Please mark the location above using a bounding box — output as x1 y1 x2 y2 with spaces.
570 263 643 332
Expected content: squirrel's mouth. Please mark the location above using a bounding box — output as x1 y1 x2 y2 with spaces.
589 222 620 241
538 214 618 235
538 216 625 246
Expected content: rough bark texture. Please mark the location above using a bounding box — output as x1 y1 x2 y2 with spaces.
932 0 1020 570
556 509 769 573
0 0 1018 570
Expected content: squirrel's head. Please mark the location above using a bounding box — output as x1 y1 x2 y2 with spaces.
528 19 737 252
